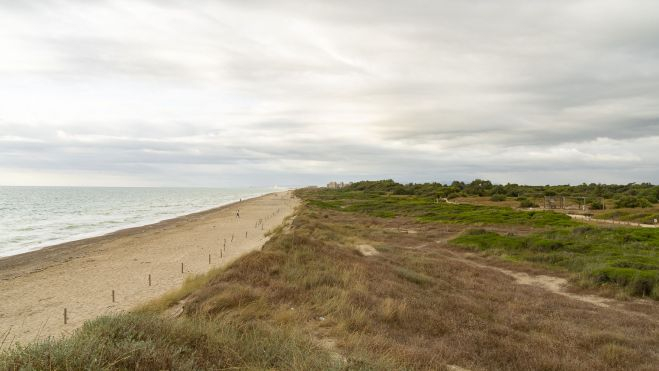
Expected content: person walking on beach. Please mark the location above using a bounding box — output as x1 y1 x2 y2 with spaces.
236 209 240 219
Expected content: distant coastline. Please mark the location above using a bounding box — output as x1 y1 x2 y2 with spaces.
0 187 281 258
0 191 268 265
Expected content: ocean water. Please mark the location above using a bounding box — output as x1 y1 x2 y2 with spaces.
0 186 276 258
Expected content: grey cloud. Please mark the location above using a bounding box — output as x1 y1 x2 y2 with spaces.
1 0 658 186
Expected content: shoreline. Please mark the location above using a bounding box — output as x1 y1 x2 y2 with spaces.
0 190 299 346
0 191 272 278
0 189 278 259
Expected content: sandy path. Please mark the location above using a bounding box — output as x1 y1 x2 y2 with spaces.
567 213 658 228
430 237 658 322
0 191 299 347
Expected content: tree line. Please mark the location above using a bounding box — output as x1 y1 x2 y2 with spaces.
343 179 659 209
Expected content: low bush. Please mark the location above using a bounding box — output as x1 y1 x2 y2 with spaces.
614 196 652 209
490 194 507 202
519 199 538 208
589 267 658 297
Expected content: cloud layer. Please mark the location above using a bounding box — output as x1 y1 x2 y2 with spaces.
1 0 658 186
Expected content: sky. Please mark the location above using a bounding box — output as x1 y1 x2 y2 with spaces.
1 0 658 187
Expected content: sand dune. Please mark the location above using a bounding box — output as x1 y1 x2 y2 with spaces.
0 191 298 347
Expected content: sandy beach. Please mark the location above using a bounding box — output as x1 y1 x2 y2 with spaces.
0 191 298 347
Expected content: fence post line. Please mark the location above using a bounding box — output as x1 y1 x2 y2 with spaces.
112 290 115 303
64 308 67 324
181 262 184 274
209 254 211 264
148 274 151 286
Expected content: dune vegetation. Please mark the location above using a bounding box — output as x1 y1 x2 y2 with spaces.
302 184 659 299
2 183 658 370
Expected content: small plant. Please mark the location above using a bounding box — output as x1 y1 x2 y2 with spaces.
614 196 652 208
446 192 461 199
490 194 507 202
519 199 538 208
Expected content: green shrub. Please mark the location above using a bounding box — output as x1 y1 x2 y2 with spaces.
490 194 507 202
519 200 538 208
589 267 658 298
392 186 413 195
614 196 652 208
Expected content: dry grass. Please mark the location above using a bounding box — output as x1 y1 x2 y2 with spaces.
453 196 524 209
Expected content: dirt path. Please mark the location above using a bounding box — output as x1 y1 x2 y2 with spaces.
567 213 658 228
0 191 299 347
428 238 658 322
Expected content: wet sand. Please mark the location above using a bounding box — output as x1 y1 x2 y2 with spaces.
0 190 298 347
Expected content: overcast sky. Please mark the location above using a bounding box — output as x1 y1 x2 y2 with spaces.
1 0 658 187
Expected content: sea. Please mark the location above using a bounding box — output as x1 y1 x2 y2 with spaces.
0 186 278 258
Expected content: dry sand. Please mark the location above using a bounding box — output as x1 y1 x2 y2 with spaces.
0 191 299 347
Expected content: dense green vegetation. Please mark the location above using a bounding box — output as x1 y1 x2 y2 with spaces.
346 179 659 208
301 187 576 227
453 227 659 298
613 196 653 209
